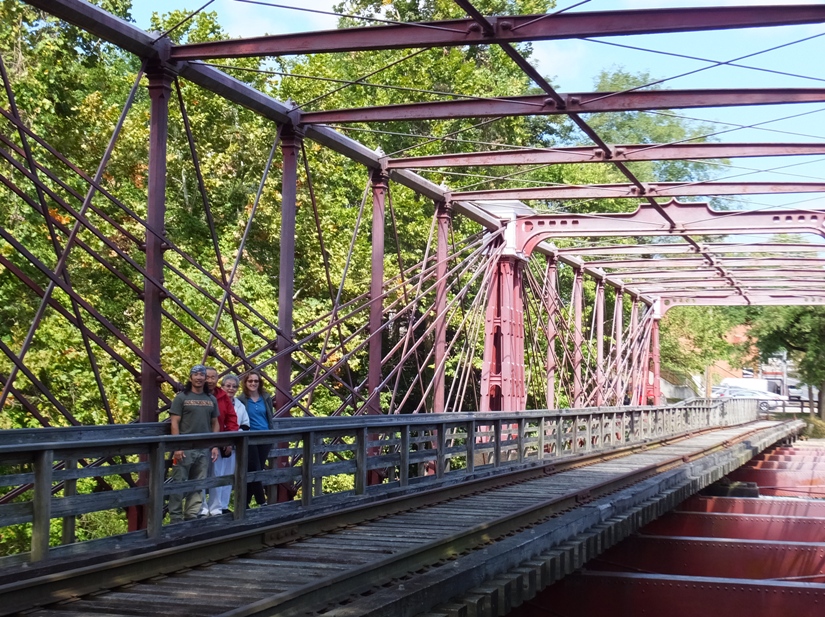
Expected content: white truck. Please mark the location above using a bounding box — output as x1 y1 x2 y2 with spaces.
720 378 771 393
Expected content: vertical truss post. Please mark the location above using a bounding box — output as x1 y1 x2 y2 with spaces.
614 288 624 405
641 314 652 406
651 301 662 405
545 256 558 409
572 267 584 408
629 295 640 404
367 168 388 416
140 62 175 425
481 247 526 411
595 277 605 406
433 200 452 414
276 125 301 415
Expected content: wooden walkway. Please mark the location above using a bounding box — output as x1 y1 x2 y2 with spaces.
7 418 802 617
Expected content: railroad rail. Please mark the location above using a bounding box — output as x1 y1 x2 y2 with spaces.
0 401 804 616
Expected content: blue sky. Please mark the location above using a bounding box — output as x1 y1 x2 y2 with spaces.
131 0 825 216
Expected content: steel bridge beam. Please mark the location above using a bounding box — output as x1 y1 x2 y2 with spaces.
586 257 825 269
617 268 825 280
513 201 825 256
455 182 825 201
168 5 825 59
387 142 825 168
557 243 825 256
660 295 825 313
309 90 825 125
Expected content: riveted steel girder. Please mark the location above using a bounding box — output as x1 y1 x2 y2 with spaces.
587 257 825 269
558 243 825 256
591 535 825 581
454 181 825 201
633 279 825 289
679 495 825 517
513 201 825 256
728 467 825 491
528 571 825 617
308 89 825 123
387 142 825 168
169 5 825 59
660 295 825 312
643 511 825 541
617 268 825 280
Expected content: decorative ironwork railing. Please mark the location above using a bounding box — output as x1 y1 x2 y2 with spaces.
0 399 759 563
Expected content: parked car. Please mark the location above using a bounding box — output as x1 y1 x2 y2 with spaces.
712 386 780 411
788 385 804 401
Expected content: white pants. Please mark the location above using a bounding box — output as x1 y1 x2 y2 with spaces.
207 451 235 514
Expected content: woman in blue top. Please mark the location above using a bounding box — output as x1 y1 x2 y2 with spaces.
237 371 274 507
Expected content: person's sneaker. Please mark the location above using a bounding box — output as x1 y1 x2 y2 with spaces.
209 509 223 516
199 507 209 517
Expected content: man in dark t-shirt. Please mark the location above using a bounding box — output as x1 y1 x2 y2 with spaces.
168 364 219 523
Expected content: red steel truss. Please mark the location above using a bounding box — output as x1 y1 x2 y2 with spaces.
4 0 824 435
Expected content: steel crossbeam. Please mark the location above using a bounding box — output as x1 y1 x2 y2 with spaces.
387 142 825 168
309 91 825 125
168 5 825 59
556 243 825 256
615 269 825 280
511 201 825 257
454 181 825 201
585 257 825 269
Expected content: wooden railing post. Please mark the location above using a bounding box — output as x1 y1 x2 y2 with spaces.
436 424 446 479
32 449 54 562
302 432 313 507
61 456 76 545
537 416 545 459
466 420 475 474
355 427 367 495
233 433 248 521
400 425 410 487
494 420 502 467
146 441 166 539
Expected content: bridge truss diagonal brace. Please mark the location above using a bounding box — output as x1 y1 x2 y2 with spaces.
513 201 825 257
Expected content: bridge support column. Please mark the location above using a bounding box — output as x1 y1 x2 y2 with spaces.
651 311 662 405
629 295 641 405
367 168 388 416
364 169 388 484
131 62 175 532
276 125 301 415
433 200 452 414
572 267 584 408
614 288 624 405
545 257 558 409
273 124 301 502
481 254 525 412
140 62 175 425
595 277 605 406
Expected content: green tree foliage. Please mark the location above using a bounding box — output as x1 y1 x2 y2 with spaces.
660 306 748 383
749 306 825 418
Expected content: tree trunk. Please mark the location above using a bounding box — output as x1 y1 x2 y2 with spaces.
819 380 825 421
809 384 815 416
